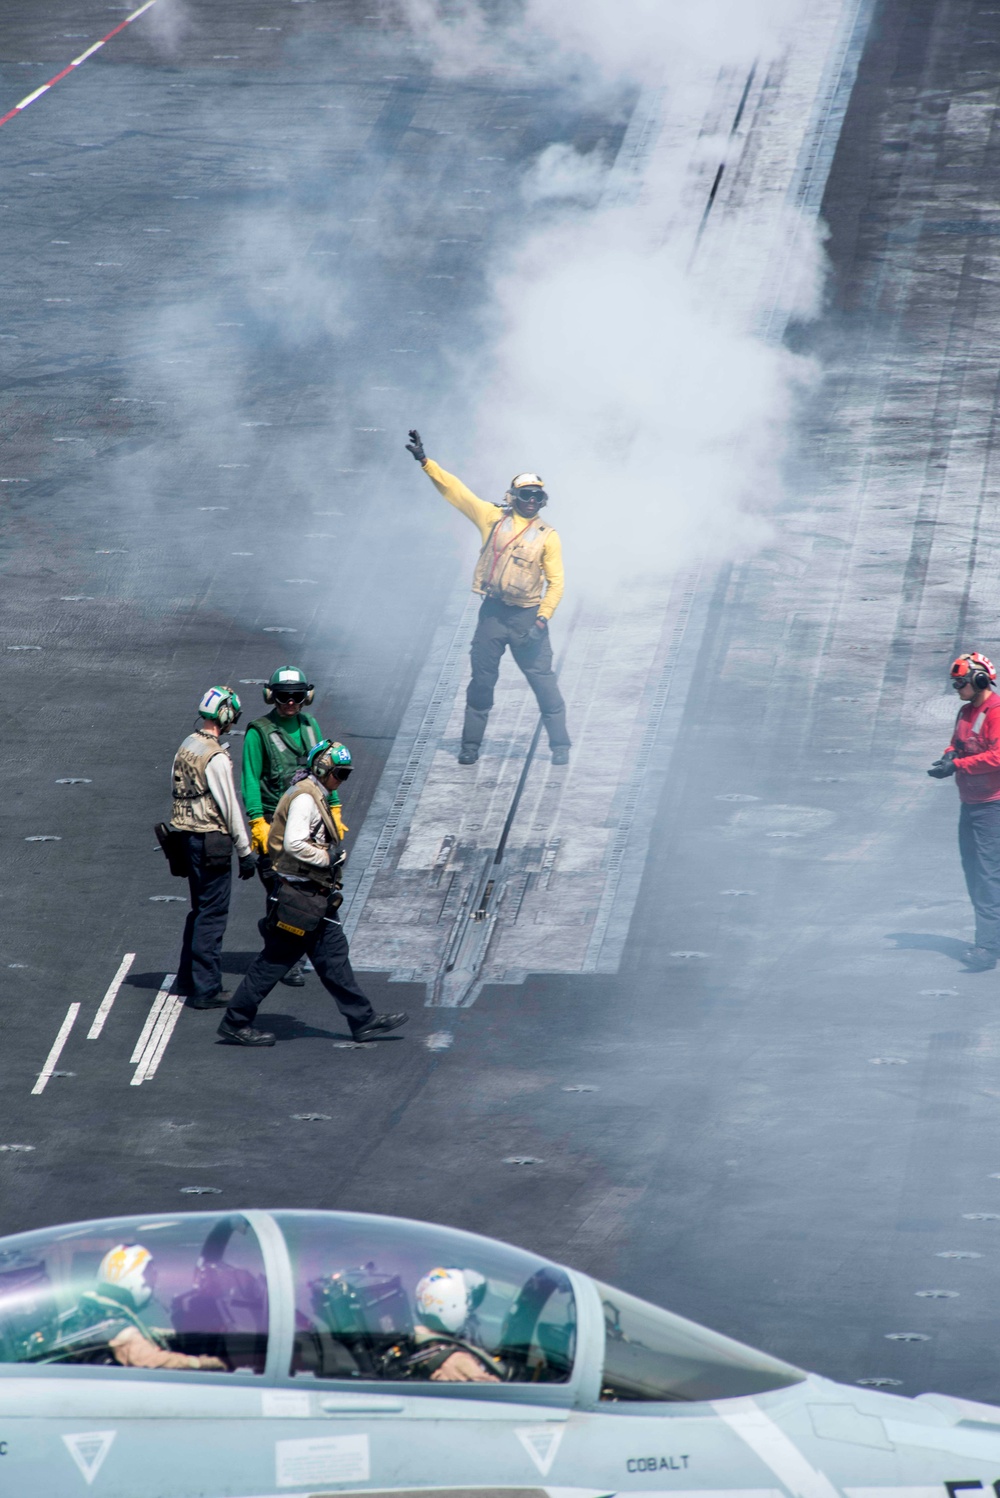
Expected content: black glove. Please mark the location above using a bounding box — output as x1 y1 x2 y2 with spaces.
927 750 958 779
237 853 256 880
330 847 347 870
405 428 426 465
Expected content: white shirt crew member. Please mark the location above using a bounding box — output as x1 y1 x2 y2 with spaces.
204 753 252 858
281 782 336 882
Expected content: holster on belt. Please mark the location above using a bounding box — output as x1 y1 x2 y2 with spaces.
154 823 190 879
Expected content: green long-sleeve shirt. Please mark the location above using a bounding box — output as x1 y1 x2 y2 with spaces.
241 711 339 820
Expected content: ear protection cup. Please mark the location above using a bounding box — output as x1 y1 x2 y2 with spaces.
951 652 997 692
262 684 274 704
303 686 315 706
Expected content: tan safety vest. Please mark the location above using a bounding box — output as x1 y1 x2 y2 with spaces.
170 731 229 835
269 778 340 888
471 514 552 609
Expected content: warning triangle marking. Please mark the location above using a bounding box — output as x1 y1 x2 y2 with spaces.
62 1431 116 1485
515 1424 564 1477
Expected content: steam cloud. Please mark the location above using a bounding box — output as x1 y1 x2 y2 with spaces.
384 0 806 88
146 0 193 56
108 0 827 633
383 0 826 595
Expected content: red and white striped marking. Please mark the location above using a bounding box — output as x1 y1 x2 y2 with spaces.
0 0 160 131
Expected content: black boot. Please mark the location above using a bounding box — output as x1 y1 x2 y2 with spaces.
187 990 230 1010
963 946 997 972
217 1018 276 1046
351 1013 409 1042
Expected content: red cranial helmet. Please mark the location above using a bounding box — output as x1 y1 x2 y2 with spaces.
951 652 996 689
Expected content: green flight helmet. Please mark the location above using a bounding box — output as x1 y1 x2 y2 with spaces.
263 666 315 706
307 739 352 781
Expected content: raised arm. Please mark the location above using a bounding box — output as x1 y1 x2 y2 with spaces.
406 428 501 542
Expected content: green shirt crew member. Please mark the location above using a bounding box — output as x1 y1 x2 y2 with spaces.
243 666 342 991
242 666 346 851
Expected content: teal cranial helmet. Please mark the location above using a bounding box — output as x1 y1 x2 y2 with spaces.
307 739 352 780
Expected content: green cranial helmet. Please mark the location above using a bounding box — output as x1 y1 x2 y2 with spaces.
198 685 242 730
307 739 352 780
264 666 314 705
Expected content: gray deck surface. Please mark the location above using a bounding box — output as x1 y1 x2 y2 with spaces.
2 0 1000 1406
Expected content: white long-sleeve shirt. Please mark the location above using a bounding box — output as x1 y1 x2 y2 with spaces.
281 781 336 880
205 751 252 858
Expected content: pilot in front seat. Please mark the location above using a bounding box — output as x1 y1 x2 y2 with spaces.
392 1267 502 1384
46 1245 227 1371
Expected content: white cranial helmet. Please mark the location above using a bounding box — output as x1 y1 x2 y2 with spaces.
98 1244 153 1308
415 1267 471 1334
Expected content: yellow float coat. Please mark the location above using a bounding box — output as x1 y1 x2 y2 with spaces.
422 458 565 620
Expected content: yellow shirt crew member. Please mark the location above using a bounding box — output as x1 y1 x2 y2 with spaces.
406 429 571 766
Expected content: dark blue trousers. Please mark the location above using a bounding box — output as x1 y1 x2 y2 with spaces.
958 801 1000 952
464 597 570 751
176 833 232 1001
224 893 374 1032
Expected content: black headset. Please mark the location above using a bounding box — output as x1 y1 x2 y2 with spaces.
953 656 994 692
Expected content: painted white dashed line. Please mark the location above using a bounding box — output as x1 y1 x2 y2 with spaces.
0 0 160 130
87 952 136 1039
130 974 176 1065
32 1003 81 1095
132 993 184 1085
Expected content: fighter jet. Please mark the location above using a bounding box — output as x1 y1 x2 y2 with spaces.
0 1206 994 1495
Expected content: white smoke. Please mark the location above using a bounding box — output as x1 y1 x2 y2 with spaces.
466 196 811 591
145 0 193 57
403 0 830 596
519 0 806 85
520 143 610 208
109 0 830 616
382 0 806 86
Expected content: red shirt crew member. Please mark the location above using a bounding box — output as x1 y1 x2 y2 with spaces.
928 651 1000 970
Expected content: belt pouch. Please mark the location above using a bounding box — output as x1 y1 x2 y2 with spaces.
154 823 190 879
272 882 328 938
203 831 232 868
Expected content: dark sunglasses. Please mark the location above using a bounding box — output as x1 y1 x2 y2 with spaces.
274 690 307 704
951 677 972 689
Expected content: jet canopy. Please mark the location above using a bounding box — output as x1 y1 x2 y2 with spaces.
0 1210 803 1404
